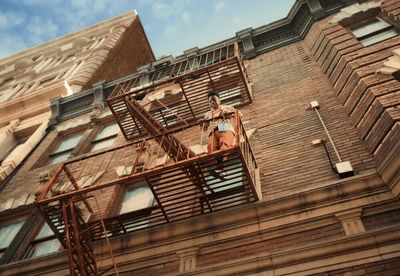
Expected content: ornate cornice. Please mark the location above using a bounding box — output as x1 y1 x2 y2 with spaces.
51 0 352 123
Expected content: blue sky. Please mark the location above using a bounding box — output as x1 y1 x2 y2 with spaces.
0 0 295 59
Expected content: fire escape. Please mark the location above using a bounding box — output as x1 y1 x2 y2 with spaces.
36 43 261 275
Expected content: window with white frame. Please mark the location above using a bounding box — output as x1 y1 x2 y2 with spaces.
0 218 26 259
48 132 84 165
90 123 119 152
349 17 399 46
25 223 61 259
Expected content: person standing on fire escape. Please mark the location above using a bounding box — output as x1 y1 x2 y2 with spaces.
201 91 242 154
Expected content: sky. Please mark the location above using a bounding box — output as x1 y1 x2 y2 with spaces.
0 0 295 59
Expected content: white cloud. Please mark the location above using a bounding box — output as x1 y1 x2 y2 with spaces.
0 11 26 30
26 17 59 44
21 0 63 5
214 1 225 13
152 2 174 20
165 24 178 36
181 11 191 24
151 0 190 20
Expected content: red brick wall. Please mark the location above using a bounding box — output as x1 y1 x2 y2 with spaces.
85 16 155 87
303 0 400 167
120 260 179 276
312 256 400 276
363 208 400 231
197 223 344 267
242 42 376 196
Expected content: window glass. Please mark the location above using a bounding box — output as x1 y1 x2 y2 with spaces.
48 151 71 165
29 238 61 258
48 132 84 165
0 219 25 250
26 223 61 259
53 132 84 154
349 17 399 47
91 139 116 152
351 18 390 37
205 159 242 194
360 29 398 46
120 186 154 214
35 223 54 239
90 123 119 152
94 124 119 141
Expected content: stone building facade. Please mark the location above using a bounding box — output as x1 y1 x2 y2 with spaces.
0 11 154 185
0 0 400 275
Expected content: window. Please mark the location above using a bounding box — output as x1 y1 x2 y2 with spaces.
120 185 154 214
48 132 84 165
205 159 243 194
90 123 119 152
25 223 61 259
118 185 154 231
350 17 398 46
0 218 26 259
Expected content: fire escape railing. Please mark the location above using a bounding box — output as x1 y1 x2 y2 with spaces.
36 113 260 275
107 42 252 140
36 42 256 275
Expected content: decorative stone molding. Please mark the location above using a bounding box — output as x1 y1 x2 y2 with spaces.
306 0 325 20
335 208 365 236
1 119 49 184
37 1 353 124
236 28 256 58
49 97 61 127
177 247 199 272
376 48 400 75
90 81 106 123
330 1 382 23
184 47 200 58
152 55 175 69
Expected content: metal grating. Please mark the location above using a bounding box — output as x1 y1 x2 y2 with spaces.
107 42 252 140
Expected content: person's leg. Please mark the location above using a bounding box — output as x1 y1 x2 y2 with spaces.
207 132 225 180
218 131 235 150
207 131 219 153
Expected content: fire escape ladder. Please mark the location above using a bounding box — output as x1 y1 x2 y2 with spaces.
62 198 97 276
35 42 261 274
36 164 121 276
123 94 196 161
124 91 213 210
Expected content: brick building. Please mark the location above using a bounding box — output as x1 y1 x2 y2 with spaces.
1 0 400 275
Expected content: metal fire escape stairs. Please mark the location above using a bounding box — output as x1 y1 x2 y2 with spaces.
36 42 258 275
121 90 215 210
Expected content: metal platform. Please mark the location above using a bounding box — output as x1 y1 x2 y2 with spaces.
36 114 260 275
107 43 252 140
